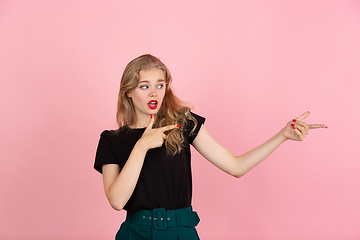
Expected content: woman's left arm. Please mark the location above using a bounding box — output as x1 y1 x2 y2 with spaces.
192 111 327 178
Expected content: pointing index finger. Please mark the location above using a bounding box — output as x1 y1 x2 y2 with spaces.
309 124 328 129
159 124 180 133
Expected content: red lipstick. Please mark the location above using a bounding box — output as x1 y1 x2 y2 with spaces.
148 100 158 110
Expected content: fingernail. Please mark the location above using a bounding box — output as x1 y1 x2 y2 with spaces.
292 119 297 122
291 124 294 127
293 126 296 129
150 114 153 119
308 111 310 114
325 126 328 129
177 124 181 128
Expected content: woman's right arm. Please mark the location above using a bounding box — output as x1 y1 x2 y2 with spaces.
102 142 148 211
102 116 179 211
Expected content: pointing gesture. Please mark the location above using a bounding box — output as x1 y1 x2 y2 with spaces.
138 115 180 150
283 111 327 141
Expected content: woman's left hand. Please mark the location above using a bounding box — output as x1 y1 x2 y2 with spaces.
282 111 327 141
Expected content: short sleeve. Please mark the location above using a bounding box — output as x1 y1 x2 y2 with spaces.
184 112 205 144
94 131 118 174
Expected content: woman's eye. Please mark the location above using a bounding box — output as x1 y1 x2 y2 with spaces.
140 85 148 89
157 84 164 89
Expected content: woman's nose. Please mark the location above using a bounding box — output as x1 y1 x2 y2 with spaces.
149 88 157 97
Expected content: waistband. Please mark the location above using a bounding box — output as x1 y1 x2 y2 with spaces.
126 206 200 230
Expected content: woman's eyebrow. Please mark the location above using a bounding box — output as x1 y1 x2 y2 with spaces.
138 79 165 84
138 80 150 84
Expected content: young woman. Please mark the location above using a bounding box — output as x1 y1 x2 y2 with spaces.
94 54 327 240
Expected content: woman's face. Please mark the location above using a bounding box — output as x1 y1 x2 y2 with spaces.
127 67 166 123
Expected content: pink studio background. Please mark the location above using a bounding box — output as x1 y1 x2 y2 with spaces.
1 1 359 239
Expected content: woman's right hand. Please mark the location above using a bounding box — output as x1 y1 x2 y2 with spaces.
137 115 179 151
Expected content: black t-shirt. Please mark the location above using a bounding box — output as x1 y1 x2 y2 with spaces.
94 112 205 212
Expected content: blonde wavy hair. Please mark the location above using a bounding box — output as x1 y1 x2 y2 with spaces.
116 54 197 155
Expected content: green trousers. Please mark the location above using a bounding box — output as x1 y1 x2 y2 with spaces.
115 206 200 240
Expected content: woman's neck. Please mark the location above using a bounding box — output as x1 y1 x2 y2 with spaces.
129 114 151 129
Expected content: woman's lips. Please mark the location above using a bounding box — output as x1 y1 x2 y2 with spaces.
148 100 158 110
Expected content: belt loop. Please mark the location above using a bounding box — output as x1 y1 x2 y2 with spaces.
175 208 180 226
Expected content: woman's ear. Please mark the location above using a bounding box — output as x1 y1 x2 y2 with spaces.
126 91 131 98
